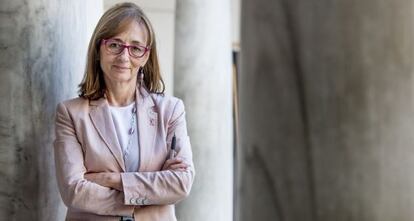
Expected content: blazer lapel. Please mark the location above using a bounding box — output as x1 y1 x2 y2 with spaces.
136 87 158 172
89 98 126 172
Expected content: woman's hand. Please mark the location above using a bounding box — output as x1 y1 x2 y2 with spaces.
84 172 123 191
162 157 189 171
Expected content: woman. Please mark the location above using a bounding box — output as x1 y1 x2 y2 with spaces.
54 3 195 221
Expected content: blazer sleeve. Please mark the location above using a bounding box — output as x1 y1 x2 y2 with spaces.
121 99 195 206
54 102 135 216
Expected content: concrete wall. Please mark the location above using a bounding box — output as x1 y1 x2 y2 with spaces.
238 0 414 220
0 0 102 220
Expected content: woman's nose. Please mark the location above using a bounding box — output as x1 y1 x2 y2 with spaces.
117 47 130 61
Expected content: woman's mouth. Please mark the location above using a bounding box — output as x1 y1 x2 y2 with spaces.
112 65 130 71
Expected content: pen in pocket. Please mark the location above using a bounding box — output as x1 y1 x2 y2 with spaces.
169 133 176 159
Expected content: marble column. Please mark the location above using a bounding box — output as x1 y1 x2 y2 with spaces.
174 1 233 221
239 0 414 220
0 0 102 220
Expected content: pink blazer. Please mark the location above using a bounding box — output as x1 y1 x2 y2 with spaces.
54 87 195 221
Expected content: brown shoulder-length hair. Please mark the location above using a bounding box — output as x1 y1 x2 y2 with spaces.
78 2 165 100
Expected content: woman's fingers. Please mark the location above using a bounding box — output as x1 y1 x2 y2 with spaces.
163 158 182 168
84 173 97 181
167 163 188 170
162 158 189 171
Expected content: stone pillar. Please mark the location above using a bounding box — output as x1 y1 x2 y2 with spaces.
0 0 102 220
174 1 233 221
239 0 414 221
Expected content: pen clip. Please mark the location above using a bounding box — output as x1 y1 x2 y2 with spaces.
171 133 176 150
169 133 177 159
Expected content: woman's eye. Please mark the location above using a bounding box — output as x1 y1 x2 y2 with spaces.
109 42 120 48
131 46 143 53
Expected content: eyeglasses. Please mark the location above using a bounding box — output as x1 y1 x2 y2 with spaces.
101 39 150 58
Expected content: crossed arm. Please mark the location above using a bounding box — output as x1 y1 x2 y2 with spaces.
84 158 189 191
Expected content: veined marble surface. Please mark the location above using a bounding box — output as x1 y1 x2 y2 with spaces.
239 0 414 220
0 0 102 220
174 0 234 221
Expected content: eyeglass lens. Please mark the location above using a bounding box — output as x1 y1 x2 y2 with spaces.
105 40 147 58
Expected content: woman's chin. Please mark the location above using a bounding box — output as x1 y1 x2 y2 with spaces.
107 75 134 84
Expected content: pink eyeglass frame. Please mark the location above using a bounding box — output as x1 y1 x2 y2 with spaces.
101 39 151 58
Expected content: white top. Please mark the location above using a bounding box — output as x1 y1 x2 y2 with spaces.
109 102 140 172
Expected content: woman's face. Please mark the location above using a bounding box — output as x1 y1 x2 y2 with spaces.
99 20 150 86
